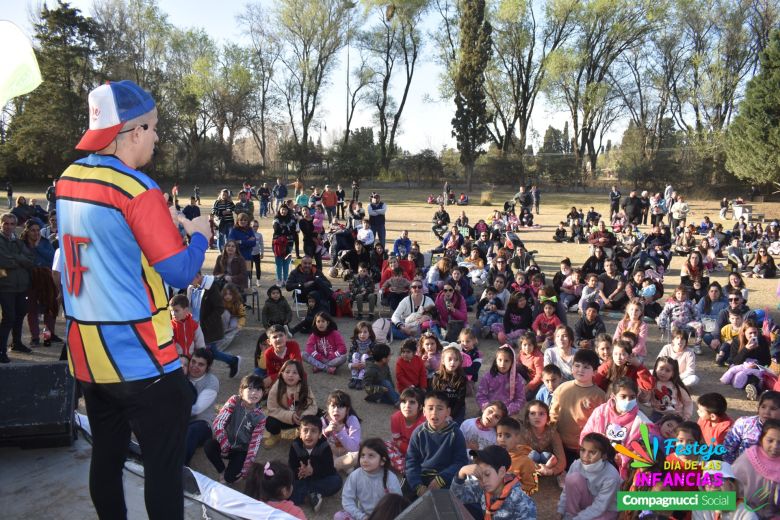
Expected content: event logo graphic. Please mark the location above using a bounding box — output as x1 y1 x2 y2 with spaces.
614 423 658 468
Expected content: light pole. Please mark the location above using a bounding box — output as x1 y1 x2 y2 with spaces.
344 1 357 144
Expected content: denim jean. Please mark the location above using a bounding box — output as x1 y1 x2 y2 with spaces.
217 227 232 252
260 200 269 217
207 341 237 367
391 324 410 340
529 450 553 464
185 420 212 465
375 379 400 405
275 256 291 282
291 474 342 505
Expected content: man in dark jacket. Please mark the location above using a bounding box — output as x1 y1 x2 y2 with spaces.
0 213 34 361
609 185 621 218
622 191 642 225
339 240 370 279
367 193 388 247
431 204 450 240
286 256 333 310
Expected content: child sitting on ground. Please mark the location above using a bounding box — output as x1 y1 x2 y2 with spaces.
723 390 780 463
256 326 303 389
477 286 504 339
460 400 507 451
550 349 607 466
697 392 734 446
519 400 566 487
657 328 700 387
336 439 402 520
389 387 426 474
395 339 427 392
264 360 318 448
476 345 527 417
289 293 323 336
554 221 569 243
245 461 306 520
347 321 376 390
405 390 469 496
288 415 343 511
322 390 362 472
363 343 400 406
536 364 563 406
303 311 347 375
451 445 537 519
350 263 377 321
557 433 621 519
261 285 292 329
205 374 266 484
495 416 539 495
219 283 246 350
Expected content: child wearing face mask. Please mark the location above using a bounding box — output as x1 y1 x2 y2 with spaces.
557 433 621 520
580 378 652 479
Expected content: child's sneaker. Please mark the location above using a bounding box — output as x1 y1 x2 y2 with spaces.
327 366 337 375
692 343 703 355
355 379 364 390
229 356 241 378
355 313 363 320
309 492 323 512
715 352 727 366
745 383 759 401
348 378 357 389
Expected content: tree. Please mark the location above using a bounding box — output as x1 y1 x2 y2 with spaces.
452 0 492 191
484 0 577 161
331 126 378 181
4 2 99 178
547 0 658 180
726 29 780 184
359 1 427 172
274 0 357 172
241 3 282 170
541 125 564 153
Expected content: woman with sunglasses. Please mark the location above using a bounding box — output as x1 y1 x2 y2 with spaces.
486 255 515 289
431 282 468 340
390 281 434 340
747 247 777 279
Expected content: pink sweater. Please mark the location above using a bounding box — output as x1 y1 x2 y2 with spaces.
434 292 468 326
581 398 653 478
305 330 347 361
612 319 648 358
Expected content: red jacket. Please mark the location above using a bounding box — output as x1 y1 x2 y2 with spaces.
396 355 427 392
698 414 734 446
171 314 200 359
264 341 302 382
390 410 425 457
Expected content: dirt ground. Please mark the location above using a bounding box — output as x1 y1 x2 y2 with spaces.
11 186 779 519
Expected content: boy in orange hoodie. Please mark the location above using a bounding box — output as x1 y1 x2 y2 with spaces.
696 392 734 446
495 416 538 495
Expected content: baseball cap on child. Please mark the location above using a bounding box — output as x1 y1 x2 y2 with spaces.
76 80 156 151
469 445 512 473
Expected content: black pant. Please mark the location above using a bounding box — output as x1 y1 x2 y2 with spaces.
294 232 301 257
203 439 246 483
81 370 191 520
0 290 26 354
251 254 262 281
265 416 298 435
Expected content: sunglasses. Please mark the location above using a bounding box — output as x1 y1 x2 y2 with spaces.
443 288 454 292
728 297 741 301
411 284 422 289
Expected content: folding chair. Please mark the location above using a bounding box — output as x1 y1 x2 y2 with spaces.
291 289 307 318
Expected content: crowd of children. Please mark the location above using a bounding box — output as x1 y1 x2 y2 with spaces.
169 183 780 520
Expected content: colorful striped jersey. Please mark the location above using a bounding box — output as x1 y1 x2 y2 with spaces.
56 154 206 383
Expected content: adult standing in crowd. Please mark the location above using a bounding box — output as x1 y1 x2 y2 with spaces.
289 177 304 198
211 188 235 252
0 213 34 361
257 182 271 218
272 204 296 285
321 184 338 223
443 180 450 205
182 196 200 221
640 191 650 225
45 179 57 213
6 182 12 209
351 179 360 202
670 195 691 236
368 192 388 248
234 190 254 219
57 80 211 519
336 184 346 220
228 213 256 281
21 219 59 347
531 184 541 214
609 185 621 219
622 190 642 225
272 178 287 213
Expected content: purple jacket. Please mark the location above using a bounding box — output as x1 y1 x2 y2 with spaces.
476 370 526 416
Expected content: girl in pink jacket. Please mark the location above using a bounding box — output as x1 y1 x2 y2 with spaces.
304 311 347 374
581 377 654 479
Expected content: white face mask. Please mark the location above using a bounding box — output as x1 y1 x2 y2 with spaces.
615 398 638 413
580 459 606 473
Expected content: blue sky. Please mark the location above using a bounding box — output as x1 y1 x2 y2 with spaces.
3 0 623 154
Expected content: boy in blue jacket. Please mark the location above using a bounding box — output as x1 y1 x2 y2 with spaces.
405 390 469 497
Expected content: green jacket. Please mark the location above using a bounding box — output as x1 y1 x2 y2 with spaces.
0 233 33 292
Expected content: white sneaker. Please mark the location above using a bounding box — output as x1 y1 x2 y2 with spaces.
693 344 702 355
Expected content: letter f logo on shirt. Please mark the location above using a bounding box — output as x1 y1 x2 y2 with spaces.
63 234 90 297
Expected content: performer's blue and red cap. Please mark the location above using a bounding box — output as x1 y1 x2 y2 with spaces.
75 80 155 151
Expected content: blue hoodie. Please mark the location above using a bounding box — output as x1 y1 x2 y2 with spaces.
405 420 468 491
